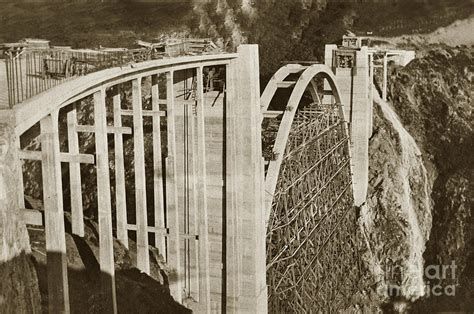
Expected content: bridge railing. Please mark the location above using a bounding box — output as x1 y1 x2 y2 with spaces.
3 48 170 107
1 45 268 313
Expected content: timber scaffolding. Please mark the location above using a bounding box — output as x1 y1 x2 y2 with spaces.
1 38 220 107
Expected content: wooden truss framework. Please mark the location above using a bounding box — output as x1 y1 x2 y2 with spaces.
262 64 362 312
14 54 236 313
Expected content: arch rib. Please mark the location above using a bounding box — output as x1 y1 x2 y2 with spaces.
263 64 349 223
260 64 307 119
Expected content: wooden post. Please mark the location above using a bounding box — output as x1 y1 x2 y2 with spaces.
40 110 70 314
67 107 84 237
94 90 117 314
195 66 211 312
165 70 182 302
132 78 150 274
113 86 128 248
382 53 388 101
151 74 166 255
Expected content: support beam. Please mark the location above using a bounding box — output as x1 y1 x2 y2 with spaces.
151 74 166 255
67 107 84 237
165 70 182 302
113 86 128 248
195 66 211 313
18 150 94 164
132 78 150 274
40 110 70 314
382 53 388 101
75 125 132 135
93 89 117 314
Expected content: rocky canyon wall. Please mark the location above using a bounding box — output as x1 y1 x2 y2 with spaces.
0 112 41 314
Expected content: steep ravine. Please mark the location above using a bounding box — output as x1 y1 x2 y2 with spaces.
364 46 472 311
361 93 433 311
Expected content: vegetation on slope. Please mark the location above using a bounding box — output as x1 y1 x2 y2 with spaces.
0 1 194 48
389 46 473 312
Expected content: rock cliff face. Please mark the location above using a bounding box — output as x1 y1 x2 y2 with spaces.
363 46 472 311
0 114 41 314
389 46 473 312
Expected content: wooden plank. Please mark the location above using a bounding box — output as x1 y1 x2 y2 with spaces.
15 136 25 209
132 78 150 274
76 125 132 135
113 86 128 248
67 107 84 237
120 109 166 117
165 70 182 302
18 150 94 164
151 74 166 255
93 90 117 313
126 224 167 234
195 66 211 312
276 81 296 88
262 110 284 118
40 111 70 314
20 208 43 226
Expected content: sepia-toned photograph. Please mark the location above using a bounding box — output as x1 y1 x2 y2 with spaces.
0 0 472 313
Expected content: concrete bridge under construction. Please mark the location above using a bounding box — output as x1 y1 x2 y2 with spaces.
0 41 414 313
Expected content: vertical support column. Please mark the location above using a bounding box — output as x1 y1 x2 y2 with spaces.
113 86 128 248
229 45 267 313
132 78 150 274
166 70 182 302
15 135 25 209
188 101 200 300
382 52 388 101
40 110 70 314
225 63 239 312
195 66 211 313
94 90 117 314
151 75 166 255
351 47 370 206
67 106 84 237
368 53 374 137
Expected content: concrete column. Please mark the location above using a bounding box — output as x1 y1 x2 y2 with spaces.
382 53 388 101
325 46 370 207
368 53 374 137
350 47 370 206
228 45 267 313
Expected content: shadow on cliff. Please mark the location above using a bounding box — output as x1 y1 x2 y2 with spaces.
27 215 190 314
0 252 42 314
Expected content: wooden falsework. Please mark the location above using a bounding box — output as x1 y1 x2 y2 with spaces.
132 78 150 274
195 66 211 313
67 107 85 237
151 74 166 255
40 110 70 314
165 71 182 302
93 90 117 314
113 86 128 248
264 65 342 222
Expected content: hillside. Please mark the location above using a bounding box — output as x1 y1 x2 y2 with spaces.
0 1 194 48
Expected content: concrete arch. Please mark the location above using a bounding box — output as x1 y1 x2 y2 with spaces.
262 64 350 222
